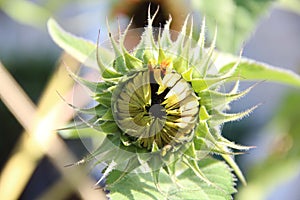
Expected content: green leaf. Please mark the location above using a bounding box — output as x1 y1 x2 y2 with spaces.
47 18 114 69
182 144 214 186
148 156 163 190
219 58 300 87
107 157 236 200
106 157 141 185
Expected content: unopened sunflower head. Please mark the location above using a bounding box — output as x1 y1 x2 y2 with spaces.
70 8 256 188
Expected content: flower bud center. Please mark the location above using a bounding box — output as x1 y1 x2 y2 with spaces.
113 66 199 150
147 104 166 119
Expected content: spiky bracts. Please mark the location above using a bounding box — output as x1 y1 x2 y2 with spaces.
70 8 256 188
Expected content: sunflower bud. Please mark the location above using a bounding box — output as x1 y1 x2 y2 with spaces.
67 7 256 189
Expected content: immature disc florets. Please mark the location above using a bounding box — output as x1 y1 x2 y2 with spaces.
113 63 199 151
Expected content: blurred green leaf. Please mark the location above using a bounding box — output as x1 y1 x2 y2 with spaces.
237 159 299 200
107 158 236 200
237 92 300 200
192 0 274 53
47 18 114 69
276 93 300 142
0 0 50 28
277 0 300 15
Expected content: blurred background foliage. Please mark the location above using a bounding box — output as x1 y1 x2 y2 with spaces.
0 0 300 199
